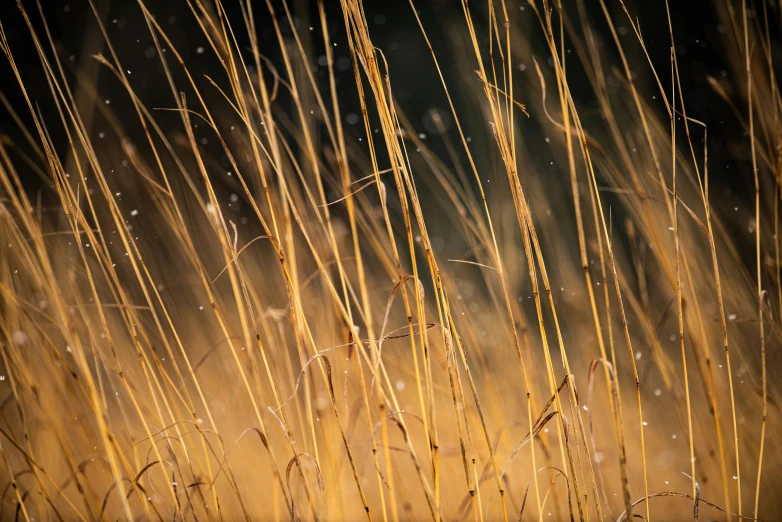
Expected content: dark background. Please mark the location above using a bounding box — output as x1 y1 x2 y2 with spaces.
0 0 776 205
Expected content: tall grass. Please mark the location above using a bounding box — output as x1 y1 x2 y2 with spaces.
0 0 779 519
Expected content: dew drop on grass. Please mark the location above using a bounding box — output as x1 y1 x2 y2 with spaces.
12 331 28 345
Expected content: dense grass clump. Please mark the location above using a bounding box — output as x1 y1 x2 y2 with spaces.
0 0 780 520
